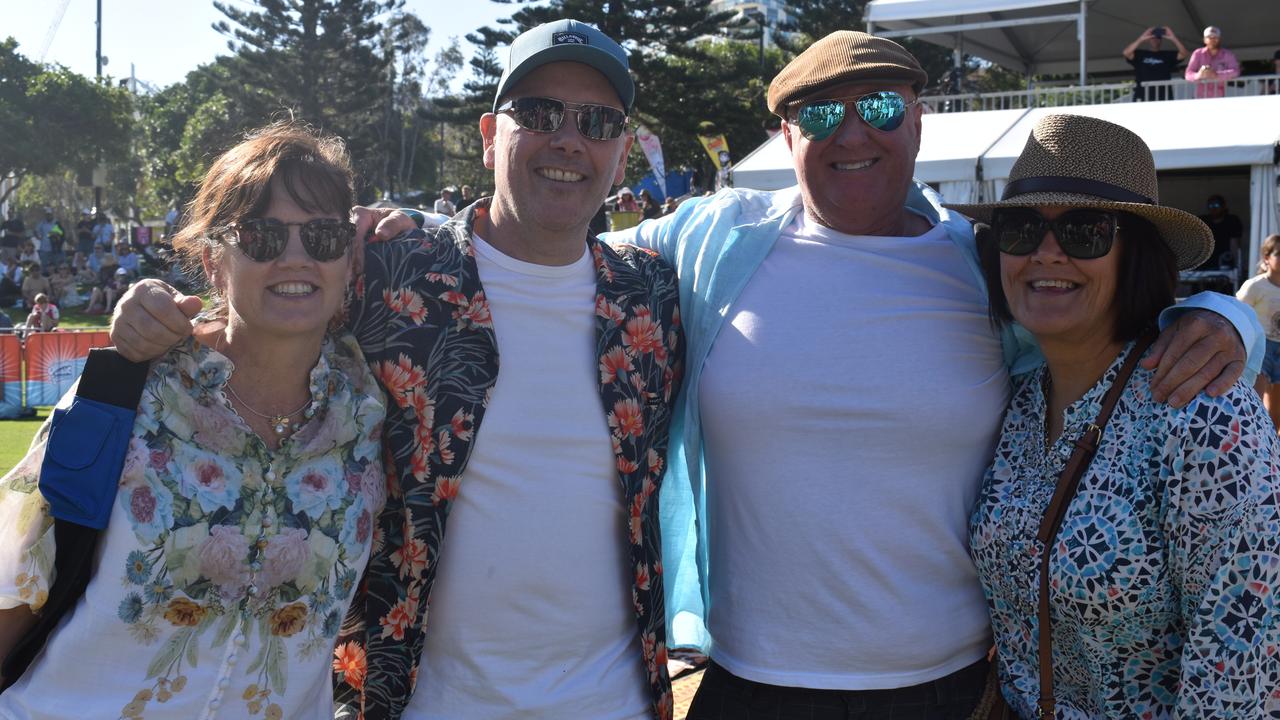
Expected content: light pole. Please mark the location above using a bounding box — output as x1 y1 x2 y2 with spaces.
95 0 104 212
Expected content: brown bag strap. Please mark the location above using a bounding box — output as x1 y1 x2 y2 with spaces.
1034 329 1156 718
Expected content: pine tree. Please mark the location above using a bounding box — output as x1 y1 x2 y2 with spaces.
212 0 402 195
471 0 753 186
416 25 505 195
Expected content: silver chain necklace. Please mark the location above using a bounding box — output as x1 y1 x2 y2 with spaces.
224 381 311 438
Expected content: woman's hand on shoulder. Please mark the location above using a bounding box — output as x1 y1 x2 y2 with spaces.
109 279 203 362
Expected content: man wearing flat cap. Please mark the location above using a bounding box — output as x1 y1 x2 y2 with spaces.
109 18 682 720
606 31 1261 716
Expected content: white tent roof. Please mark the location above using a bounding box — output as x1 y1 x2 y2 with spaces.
729 131 795 192
730 95 1280 191
866 0 1279 78
981 95 1280 178
914 108 1031 182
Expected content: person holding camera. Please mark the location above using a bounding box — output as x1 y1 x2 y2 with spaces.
1123 26 1189 101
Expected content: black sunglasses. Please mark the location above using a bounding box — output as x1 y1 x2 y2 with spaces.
226 218 355 263
496 96 628 141
790 91 920 141
991 208 1119 260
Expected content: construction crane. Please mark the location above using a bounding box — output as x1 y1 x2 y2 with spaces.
38 0 74 62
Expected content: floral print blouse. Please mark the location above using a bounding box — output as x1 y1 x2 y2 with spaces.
969 342 1280 719
0 333 385 720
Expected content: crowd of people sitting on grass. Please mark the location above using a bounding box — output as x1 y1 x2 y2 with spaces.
0 206 182 335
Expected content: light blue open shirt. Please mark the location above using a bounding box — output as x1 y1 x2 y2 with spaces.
604 180 1264 652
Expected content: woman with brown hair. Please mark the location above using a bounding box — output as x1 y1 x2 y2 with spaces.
0 122 385 719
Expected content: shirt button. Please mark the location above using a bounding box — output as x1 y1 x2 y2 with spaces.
209 698 221 710
226 652 238 665
265 469 276 481
218 677 230 690
233 633 247 647
247 584 259 596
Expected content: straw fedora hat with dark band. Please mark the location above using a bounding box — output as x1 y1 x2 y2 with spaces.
947 113 1213 270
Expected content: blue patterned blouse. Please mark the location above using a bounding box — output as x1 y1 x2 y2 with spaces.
969 341 1280 718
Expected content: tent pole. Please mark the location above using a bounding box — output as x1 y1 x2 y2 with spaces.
1078 0 1087 86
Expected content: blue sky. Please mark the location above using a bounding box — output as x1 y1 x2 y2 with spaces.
8 0 527 91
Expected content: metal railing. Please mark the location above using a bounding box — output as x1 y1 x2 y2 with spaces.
921 74 1280 113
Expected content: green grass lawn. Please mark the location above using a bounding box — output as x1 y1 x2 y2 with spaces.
0 407 48 476
3 300 111 331
58 310 111 328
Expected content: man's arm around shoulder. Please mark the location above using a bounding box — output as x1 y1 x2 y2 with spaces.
601 194 711 263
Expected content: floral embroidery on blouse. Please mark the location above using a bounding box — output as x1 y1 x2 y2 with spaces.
969 341 1280 719
0 333 385 720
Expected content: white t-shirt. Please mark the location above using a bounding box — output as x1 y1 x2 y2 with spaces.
407 236 649 720
699 213 1010 689
1237 273 1280 342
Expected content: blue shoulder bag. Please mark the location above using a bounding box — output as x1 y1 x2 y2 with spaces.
1 348 148 689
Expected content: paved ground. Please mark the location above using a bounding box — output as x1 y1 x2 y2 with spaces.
671 666 705 720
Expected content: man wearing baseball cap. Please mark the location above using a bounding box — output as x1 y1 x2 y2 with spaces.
605 31 1261 716
1185 25 1240 98
109 19 682 720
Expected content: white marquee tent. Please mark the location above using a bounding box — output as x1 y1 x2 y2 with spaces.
730 95 1280 268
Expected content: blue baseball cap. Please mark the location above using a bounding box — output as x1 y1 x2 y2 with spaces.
493 19 634 113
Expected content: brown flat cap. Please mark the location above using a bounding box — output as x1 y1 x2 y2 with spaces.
767 31 928 117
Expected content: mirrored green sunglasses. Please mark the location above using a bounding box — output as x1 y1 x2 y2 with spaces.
791 91 921 141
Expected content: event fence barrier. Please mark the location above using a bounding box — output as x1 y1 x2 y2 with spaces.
0 330 112 416
0 334 20 418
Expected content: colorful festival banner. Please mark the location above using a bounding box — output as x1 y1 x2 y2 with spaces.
24 330 112 405
633 124 667 198
0 333 20 418
698 134 731 171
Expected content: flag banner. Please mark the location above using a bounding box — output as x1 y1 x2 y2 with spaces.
634 125 667 197
698 134 731 170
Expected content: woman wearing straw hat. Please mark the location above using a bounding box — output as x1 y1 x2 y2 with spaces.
950 114 1280 718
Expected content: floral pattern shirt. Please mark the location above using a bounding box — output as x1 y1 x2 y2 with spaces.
0 333 385 720
333 201 684 720
969 342 1280 719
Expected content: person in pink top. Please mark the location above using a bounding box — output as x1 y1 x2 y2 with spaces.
1184 25 1240 98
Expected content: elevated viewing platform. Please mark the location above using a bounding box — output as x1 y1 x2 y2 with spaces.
921 75 1280 113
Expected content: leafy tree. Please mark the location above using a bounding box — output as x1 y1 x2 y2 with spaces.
421 26 506 196
470 0 749 190
0 38 133 207
381 17 465 198
634 38 785 185
212 0 403 196
116 60 252 221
